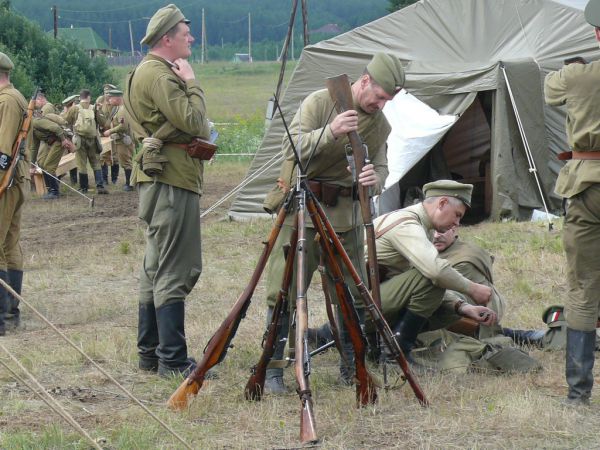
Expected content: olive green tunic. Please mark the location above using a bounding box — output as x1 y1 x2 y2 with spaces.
64 101 101 174
0 83 28 271
104 105 134 170
545 60 600 331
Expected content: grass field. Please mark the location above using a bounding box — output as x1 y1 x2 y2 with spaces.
2 60 600 449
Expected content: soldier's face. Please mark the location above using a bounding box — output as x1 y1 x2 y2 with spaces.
432 197 466 232
433 228 457 252
358 76 394 114
169 22 194 59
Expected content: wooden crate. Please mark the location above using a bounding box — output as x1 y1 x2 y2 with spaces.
56 152 77 177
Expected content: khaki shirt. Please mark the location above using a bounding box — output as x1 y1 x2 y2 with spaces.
105 105 131 140
545 61 600 198
279 88 389 231
28 117 66 163
373 203 471 294
0 84 27 182
439 238 506 320
127 55 211 194
41 102 58 116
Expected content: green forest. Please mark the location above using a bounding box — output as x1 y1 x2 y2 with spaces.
11 0 390 59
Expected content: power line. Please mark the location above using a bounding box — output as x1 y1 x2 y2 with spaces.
59 0 165 14
59 15 150 25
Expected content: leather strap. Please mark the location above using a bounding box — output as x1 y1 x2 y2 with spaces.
375 214 412 239
558 150 600 161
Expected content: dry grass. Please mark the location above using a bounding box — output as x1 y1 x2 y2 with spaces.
1 166 599 449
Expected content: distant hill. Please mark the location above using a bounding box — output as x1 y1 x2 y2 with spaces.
11 0 389 54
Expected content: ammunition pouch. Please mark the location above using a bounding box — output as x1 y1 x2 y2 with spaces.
307 180 356 207
169 138 217 161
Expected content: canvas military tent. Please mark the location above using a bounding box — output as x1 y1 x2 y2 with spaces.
228 0 599 222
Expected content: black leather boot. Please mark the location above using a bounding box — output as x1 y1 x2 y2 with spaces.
111 163 119 184
79 173 89 193
69 168 78 186
42 173 58 199
0 271 9 336
5 269 22 329
382 309 428 363
124 168 133 192
565 328 596 406
94 169 108 195
137 303 159 372
502 327 546 347
101 164 109 185
264 305 290 394
156 302 196 378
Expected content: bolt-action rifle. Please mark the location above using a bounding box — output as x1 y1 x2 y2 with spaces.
0 87 39 199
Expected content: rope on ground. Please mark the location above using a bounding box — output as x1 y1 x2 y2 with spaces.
0 346 103 450
0 278 192 450
201 152 284 218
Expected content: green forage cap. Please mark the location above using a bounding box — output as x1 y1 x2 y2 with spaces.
141 4 190 47
61 94 79 105
106 89 123 97
0 52 14 73
423 180 473 207
103 83 117 92
366 52 405 96
585 0 600 27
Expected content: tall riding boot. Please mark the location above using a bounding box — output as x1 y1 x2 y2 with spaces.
94 169 109 195
264 306 290 394
156 301 195 378
137 303 159 372
502 327 546 347
5 269 22 329
124 168 133 192
79 173 89 193
69 168 78 186
101 164 109 185
383 309 428 363
111 163 119 184
42 173 58 200
337 307 366 385
0 271 9 336
565 328 596 406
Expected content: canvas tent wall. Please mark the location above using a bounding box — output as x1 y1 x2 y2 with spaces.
229 0 600 221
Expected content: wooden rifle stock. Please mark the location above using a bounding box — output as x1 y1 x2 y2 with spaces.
244 226 298 401
308 195 377 406
167 204 289 410
309 189 429 406
325 74 382 311
0 87 39 199
295 188 318 443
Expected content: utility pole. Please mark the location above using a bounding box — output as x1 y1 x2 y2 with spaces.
108 26 112 49
248 12 252 62
291 25 294 61
128 20 135 56
201 8 206 64
52 5 58 39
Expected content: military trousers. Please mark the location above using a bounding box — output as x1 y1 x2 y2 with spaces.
563 184 600 331
375 267 445 330
264 222 366 313
75 136 100 174
138 182 202 309
0 180 25 271
113 142 133 170
38 142 63 175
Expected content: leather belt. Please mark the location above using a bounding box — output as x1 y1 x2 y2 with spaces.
307 180 355 197
558 150 600 161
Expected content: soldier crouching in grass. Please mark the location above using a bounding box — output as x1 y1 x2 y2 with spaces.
125 4 212 377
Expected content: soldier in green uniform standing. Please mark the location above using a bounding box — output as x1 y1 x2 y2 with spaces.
0 52 28 335
61 94 80 185
544 0 600 406
125 4 211 377
371 181 495 361
64 89 108 195
101 89 135 191
97 83 118 185
261 53 404 393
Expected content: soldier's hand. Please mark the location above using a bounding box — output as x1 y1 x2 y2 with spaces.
461 305 497 326
171 58 195 81
468 282 492 305
62 138 74 152
330 110 358 139
29 167 37 177
357 163 377 187
103 130 111 137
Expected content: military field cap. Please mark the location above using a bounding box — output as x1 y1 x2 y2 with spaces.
542 305 564 328
107 89 123 97
62 94 79 105
141 4 190 47
423 180 473 207
0 52 14 73
585 0 600 27
103 83 117 91
366 52 405 96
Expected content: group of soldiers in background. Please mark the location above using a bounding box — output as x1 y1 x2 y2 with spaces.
29 82 136 199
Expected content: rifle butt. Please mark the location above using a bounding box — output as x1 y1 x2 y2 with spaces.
299 401 319 444
356 371 378 406
166 377 203 411
244 374 265 401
